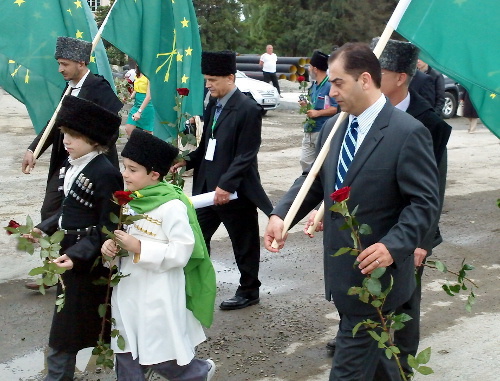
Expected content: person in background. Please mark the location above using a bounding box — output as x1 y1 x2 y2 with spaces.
417 59 445 116
125 66 154 136
462 90 479 133
260 44 281 96
298 50 338 171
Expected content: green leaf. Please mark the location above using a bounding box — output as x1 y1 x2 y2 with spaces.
463 263 475 271
28 267 46 276
348 286 362 295
370 267 386 279
366 277 382 296
368 330 381 341
359 289 370 303
390 345 400 354
50 230 65 244
98 303 107 318
39 238 51 249
26 215 34 231
109 212 119 224
434 260 447 273
350 249 358 256
442 284 454 296
117 335 126 350
358 224 372 235
352 322 364 337
111 329 120 337
371 300 382 308
102 225 115 239
125 214 145 222
416 347 431 364
449 284 461 293
385 348 393 359
333 247 352 257
407 355 419 369
379 331 389 344
103 358 114 369
392 321 405 331
417 366 434 375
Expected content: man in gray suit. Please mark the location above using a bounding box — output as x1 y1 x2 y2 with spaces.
265 43 439 380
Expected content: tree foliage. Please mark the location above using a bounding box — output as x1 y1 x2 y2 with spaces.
193 0 398 56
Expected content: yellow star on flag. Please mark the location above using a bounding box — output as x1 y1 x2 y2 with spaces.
177 53 183 62
185 47 193 56
14 0 26 6
181 74 189 83
181 17 189 27
491 93 497 99
67 8 72 15
74 0 82 8
75 30 83 38
90 56 96 63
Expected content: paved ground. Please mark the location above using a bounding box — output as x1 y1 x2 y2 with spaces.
0 87 499 380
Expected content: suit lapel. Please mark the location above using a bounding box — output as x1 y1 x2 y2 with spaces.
213 90 241 133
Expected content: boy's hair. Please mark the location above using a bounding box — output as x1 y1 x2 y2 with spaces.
59 126 108 153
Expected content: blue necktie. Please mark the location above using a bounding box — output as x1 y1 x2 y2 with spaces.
335 117 359 190
214 102 223 122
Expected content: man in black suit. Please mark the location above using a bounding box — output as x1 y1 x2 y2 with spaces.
417 59 445 116
21 36 122 290
172 51 272 310
409 69 436 112
265 43 439 380
375 38 451 377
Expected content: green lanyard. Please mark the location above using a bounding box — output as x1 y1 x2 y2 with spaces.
311 76 329 105
211 103 222 138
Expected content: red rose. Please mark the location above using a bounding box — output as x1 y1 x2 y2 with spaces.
177 88 190 96
6 220 21 235
330 187 351 203
113 191 134 206
297 76 305 83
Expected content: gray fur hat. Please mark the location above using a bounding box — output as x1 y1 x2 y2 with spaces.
55 96 120 146
370 37 419 77
310 50 329 72
201 51 236 76
122 129 179 176
54 36 92 65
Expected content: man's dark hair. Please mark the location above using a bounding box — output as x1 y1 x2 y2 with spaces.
328 43 382 88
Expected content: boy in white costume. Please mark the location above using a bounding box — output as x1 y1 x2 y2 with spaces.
102 129 217 381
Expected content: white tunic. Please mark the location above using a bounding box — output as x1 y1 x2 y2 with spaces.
111 199 206 366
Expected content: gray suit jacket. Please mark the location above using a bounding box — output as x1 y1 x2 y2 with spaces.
273 100 439 316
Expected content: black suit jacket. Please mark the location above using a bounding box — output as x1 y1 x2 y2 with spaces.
273 100 439 315
409 70 436 112
187 89 272 215
28 72 123 178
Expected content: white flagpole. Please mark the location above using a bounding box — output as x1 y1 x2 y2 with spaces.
30 0 119 163
274 0 413 248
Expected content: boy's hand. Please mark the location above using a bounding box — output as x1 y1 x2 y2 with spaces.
101 239 119 258
114 230 141 254
22 227 43 243
53 254 74 270
170 159 187 173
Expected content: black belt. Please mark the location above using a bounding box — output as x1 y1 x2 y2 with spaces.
60 226 96 236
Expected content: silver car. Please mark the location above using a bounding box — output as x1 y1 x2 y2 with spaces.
235 70 280 115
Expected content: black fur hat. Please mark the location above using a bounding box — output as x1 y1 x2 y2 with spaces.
201 51 236 76
54 36 92 65
55 96 120 146
370 37 419 77
121 129 179 176
310 50 329 72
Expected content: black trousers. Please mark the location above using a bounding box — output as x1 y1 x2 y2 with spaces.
263 71 281 94
330 313 402 381
196 199 261 299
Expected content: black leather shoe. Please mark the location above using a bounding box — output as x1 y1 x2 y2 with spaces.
326 337 336 353
219 296 260 310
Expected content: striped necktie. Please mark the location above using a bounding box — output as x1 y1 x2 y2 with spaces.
214 102 223 121
335 117 359 190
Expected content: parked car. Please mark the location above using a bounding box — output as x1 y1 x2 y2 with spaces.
235 70 280 115
442 75 464 119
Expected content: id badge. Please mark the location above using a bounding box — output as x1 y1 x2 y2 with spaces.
205 138 216 161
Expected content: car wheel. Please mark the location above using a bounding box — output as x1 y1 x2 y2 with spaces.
442 91 457 119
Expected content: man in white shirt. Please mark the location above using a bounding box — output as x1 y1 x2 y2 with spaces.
259 44 281 95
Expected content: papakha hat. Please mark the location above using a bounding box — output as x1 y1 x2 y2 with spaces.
55 96 120 146
370 37 419 77
310 50 329 72
121 129 179 176
54 36 92 65
201 51 237 76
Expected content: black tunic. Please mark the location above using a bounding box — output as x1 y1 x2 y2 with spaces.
37 154 123 352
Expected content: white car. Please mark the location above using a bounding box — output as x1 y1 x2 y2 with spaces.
235 70 280 115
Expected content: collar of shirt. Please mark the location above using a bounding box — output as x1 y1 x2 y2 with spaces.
69 69 90 97
395 91 411 112
348 93 387 153
217 86 237 109
64 151 99 196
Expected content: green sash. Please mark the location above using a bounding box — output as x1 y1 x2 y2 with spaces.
128 181 216 328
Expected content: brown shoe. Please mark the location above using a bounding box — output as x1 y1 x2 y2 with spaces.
25 281 52 291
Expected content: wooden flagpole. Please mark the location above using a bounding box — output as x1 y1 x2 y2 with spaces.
30 0 119 163
273 0 412 248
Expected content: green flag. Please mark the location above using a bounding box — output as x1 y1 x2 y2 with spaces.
102 0 204 141
0 0 115 133
389 0 500 138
